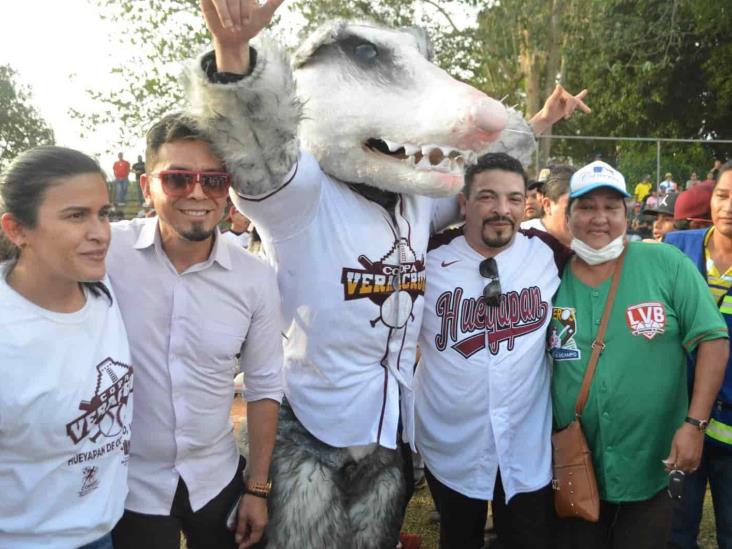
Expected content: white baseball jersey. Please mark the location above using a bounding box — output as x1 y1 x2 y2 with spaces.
0 265 132 548
232 151 458 449
414 228 570 501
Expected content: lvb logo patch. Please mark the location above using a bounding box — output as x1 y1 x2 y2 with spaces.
626 302 666 340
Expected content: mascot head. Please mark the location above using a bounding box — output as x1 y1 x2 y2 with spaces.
293 21 508 197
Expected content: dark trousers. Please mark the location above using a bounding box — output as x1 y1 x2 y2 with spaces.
112 457 245 549
669 443 732 549
556 489 672 549
426 468 555 549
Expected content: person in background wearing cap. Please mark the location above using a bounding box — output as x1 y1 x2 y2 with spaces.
524 178 545 221
520 165 575 246
672 180 714 231
643 192 679 241
634 174 654 204
665 162 732 549
550 160 728 549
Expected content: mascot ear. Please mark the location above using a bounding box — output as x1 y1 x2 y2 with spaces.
398 26 434 61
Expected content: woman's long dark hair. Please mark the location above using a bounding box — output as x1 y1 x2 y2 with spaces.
0 145 113 304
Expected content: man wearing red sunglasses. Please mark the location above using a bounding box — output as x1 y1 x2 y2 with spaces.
106 112 283 549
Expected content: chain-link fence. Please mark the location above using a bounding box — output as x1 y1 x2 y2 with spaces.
536 135 732 191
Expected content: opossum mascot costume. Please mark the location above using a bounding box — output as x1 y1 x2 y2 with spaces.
184 1 586 547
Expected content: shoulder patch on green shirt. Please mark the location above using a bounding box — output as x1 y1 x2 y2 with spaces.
549 306 581 361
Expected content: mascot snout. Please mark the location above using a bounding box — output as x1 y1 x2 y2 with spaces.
295 22 512 197
469 95 509 144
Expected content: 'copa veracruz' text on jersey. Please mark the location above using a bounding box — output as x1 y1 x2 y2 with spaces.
232 151 458 449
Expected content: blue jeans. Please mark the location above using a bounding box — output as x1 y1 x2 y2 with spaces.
79 532 114 549
115 178 129 204
669 443 732 549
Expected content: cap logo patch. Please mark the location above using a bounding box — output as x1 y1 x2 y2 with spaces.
626 302 666 340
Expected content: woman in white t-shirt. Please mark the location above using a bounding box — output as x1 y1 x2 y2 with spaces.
0 146 133 549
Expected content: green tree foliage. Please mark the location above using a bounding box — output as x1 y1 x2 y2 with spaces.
73 0 206 144
0 65 55 172
547 0 732 183
83 0 731 178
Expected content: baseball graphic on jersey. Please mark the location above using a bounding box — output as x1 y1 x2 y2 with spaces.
66 358 133 444
341 237 426 329
549 307 581 361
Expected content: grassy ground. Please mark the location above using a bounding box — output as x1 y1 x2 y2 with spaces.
181 488 717 549
402 484 440 548
403 486 720 549
229 399 719 548
108 181 146 219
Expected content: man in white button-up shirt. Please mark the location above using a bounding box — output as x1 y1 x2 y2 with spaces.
108 113 284 549
416 153 571 549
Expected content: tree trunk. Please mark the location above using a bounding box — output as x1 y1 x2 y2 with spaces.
520 27 542 120
539 0 563 168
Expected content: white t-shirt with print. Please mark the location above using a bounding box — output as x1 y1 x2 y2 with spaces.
0 263 132 549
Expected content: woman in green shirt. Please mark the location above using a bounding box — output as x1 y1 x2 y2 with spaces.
549 161 728 549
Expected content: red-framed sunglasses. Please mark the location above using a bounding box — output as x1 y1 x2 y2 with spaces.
150 170 232 199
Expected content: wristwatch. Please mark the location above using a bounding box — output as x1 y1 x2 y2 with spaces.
244 478 272 499
684 416 709 432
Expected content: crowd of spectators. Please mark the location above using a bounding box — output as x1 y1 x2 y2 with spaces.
522 159 729 244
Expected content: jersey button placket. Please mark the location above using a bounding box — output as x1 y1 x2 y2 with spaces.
170 278 187 454
591 289 601 339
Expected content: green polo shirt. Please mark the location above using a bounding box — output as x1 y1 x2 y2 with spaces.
550 241 728 503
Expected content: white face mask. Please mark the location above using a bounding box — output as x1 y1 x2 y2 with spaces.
570 235 625 265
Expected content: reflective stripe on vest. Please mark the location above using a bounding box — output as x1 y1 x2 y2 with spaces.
707 418 732 445
721 295 732 316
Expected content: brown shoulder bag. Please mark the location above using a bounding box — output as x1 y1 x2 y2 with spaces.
551 252 625 523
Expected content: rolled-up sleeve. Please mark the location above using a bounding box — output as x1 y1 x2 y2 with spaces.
239 269 285 403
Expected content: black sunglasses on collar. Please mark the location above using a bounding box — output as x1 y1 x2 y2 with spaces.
479 258 501 306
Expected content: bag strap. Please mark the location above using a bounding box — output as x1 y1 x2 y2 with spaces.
575 251 626 417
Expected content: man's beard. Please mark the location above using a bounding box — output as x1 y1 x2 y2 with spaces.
180 222 215 242
481 215 516 248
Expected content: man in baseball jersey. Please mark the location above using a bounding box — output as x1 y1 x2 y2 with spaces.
415 152 572 549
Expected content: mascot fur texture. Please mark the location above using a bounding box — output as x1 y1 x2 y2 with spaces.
185 21 536 549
